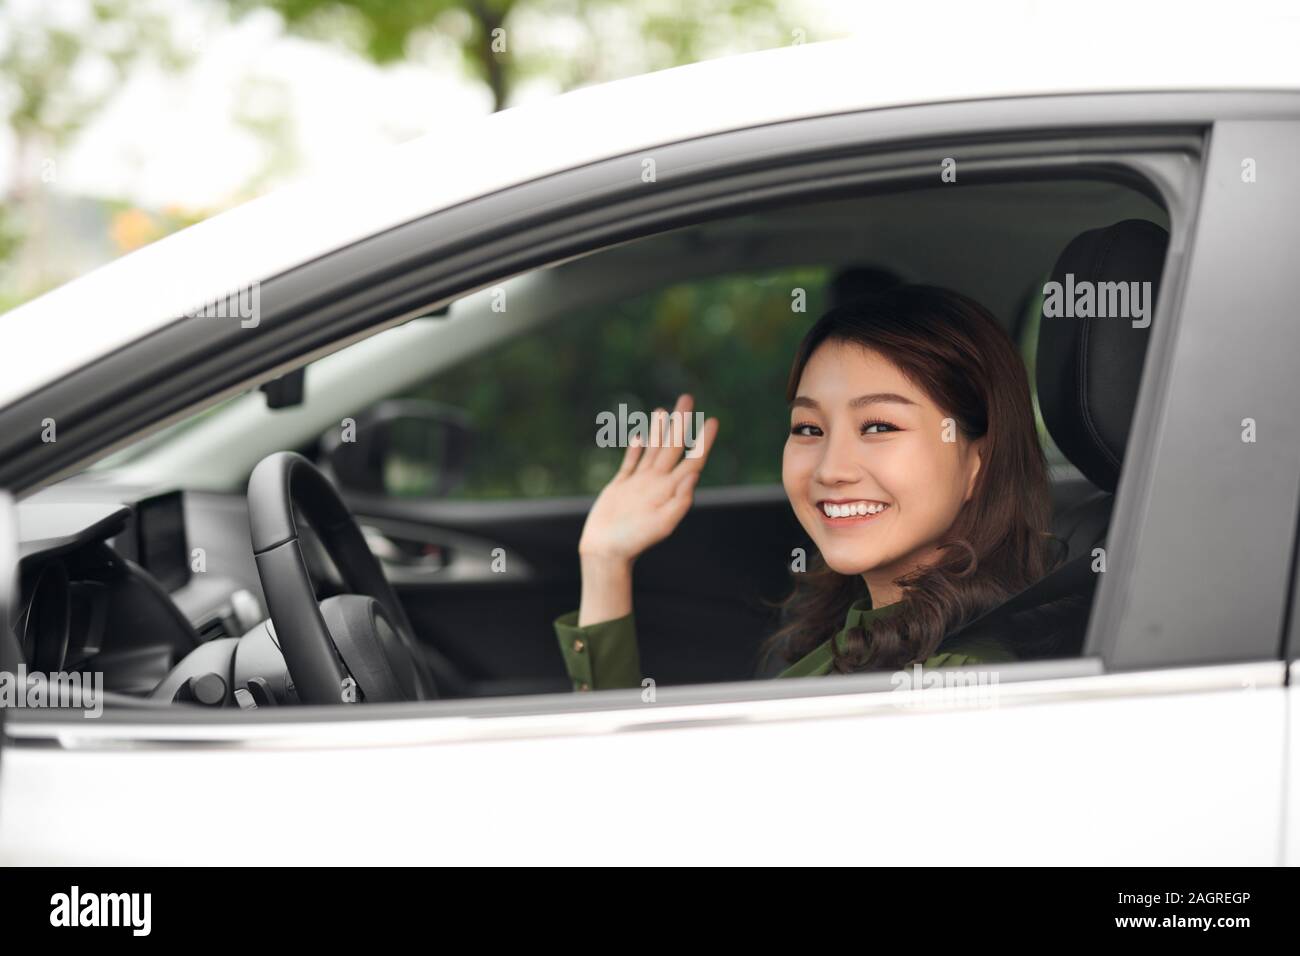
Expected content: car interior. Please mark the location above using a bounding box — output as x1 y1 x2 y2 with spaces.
7 175 1171 708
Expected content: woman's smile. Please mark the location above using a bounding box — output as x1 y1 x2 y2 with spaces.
816 498 892 526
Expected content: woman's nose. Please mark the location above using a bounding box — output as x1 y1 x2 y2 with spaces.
813 428 862 486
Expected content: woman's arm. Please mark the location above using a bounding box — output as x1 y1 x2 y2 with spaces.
553 608 641 690
550 558 640 691
552 396 717 691
577 555 634 626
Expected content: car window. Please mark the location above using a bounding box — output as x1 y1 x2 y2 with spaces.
43 162 1183 717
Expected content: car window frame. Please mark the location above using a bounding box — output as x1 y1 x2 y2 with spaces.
1089 117 1300 671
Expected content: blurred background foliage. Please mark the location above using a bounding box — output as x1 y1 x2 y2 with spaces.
232 0 792 111
406 268 829 498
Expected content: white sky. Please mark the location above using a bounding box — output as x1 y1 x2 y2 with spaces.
5 0 1299 211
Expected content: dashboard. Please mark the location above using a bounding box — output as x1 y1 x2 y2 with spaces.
13 491 267 700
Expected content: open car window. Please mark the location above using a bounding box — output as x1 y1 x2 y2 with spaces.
15 164 1182 713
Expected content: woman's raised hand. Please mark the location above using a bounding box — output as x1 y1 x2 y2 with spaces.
578 393 719 565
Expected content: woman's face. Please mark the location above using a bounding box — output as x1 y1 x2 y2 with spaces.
782 340 983 602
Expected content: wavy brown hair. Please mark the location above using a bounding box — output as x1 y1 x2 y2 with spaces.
766 285 1057 673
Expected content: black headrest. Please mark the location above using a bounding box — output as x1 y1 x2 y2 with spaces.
1036 219 1169 493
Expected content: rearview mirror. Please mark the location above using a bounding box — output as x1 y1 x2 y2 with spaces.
320 400 474 498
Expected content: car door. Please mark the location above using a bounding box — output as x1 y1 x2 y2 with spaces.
2 94 1299 866
312 108 1293 863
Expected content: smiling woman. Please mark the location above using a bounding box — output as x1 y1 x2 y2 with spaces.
555 284 1059 690
770 285 1058 674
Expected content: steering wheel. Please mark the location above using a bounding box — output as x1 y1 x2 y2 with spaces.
247 451 440 704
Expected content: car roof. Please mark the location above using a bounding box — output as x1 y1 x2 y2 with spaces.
3 20 1298 409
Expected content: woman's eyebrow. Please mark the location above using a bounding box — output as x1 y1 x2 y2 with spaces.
790 393 918 410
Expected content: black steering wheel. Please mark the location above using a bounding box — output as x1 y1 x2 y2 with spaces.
247 452 439 704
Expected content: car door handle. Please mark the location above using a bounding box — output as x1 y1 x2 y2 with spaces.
360 525 449 572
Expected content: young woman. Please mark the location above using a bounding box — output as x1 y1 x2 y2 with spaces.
554 284 1058 690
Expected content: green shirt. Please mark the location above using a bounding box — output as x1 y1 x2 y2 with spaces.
553 598 1016 691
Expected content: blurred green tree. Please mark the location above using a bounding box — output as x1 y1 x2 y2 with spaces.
233 0 799 111
404 267 829 498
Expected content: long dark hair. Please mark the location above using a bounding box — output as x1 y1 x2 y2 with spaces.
767 285 1056 672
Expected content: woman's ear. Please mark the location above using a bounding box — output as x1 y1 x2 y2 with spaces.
963 438 984 502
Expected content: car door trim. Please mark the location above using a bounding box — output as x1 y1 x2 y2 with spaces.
1 659 1283 751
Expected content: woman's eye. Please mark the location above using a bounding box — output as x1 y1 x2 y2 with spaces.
790 423 822 437
860 420 898 435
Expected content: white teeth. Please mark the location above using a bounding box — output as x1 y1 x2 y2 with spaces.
821 501 888 518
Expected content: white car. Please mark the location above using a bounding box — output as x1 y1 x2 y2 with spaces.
2 22 1300 866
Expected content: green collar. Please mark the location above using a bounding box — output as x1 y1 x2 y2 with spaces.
777 598 899 678
837 597 899 651
776 597 1018 678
